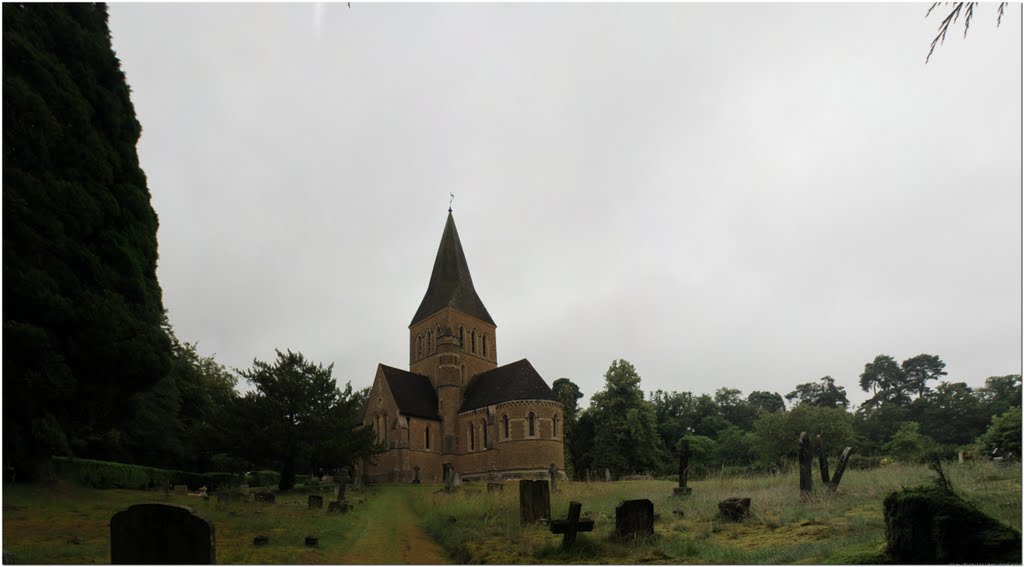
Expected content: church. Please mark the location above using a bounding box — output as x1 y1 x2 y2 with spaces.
358 210 565 483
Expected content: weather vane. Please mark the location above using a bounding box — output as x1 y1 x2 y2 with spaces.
449 193 455 212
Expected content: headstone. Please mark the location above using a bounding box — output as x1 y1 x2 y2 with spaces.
174 485 189 495
326 501 349 514
674 440 693 496
614 499 654 538
487 482 504 493
308 495 323 509
238 484 249 494
110 503 215 564
254 492 275 503
829 447 853 492
798 432 813 501
585 469 591 483
549 501 594 548
548 463 558 493
412 465 420 484
253 535 268 546
304 536 318 547
215 491 232 505
442 463 454 492
718 497 751 521
518 479 551 524
604 469 612 482
816 434 831 485
958 451 964 464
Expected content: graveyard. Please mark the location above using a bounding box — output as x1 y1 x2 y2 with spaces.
2 460 1019 564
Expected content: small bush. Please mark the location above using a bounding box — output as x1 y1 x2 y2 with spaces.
246 470 280 488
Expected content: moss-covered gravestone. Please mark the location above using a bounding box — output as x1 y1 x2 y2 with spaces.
111 504 214 564
883 485 1021 564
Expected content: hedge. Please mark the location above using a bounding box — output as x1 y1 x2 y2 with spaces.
51 457 245 490
245 470 280 488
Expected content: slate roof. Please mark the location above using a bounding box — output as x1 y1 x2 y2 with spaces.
411 212 496 326
459 359 558 412
380 365 441 421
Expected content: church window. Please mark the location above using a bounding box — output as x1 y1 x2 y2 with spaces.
469 425 475 451
483 335 488 358
425 426 430 450
482 419 489 448
471 330 476 353
417 334 423 357
459 326 465 349
503 414 509 439
528 412 536 436
553 414 560 438
427 330 433 353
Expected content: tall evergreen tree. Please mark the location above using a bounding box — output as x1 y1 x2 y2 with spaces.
584 360 664 475
3 3 171 474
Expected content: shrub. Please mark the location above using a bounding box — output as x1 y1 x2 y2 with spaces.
246 470 281 488
52 456 239 490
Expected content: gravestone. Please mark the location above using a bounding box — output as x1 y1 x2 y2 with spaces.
174 485 189 495
549 463 559 492
412 465 421 484
614 499 654 538
304 536 318 547
674 439 693 496
604 469 612 482
110 503 215 564
253 535 268 546
719 497 751 521
308 495 323 509
798 432 813 501
816 434 831 485
327 500 349 514
829 447 853 492
254 492 275 503
549 501 594 548
518 479 551 524
585 469 591 483
238 484 249 494
487 482 504 493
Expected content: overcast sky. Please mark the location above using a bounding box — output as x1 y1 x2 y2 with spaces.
107 3 1021 408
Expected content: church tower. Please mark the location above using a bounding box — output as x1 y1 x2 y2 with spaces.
409 211 498 449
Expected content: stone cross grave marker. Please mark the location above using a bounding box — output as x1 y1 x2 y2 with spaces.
816 434 831 485
549 501 594 548
548 463 558 492
674 439 693 496
798 432 813 501
308 494 323 509
110 503 215 564
518 479 551 524
614 499 654 538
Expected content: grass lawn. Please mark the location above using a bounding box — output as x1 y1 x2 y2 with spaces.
2 461 1020 564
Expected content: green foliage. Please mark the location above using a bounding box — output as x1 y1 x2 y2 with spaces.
2 3 171 472
51 456 241 490
911 381 988 446
583 360 664 475
786 376 850 409
748 390 786 414
236 349 378 490
245 470 281 488
976 406 1022 457
752 404 856 461
977 374 1022 417
883 422 938 463
552 377 583 478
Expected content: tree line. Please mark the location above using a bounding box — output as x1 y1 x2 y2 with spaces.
554 358 1021 479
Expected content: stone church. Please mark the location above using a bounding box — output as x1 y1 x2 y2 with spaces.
359 211 564 483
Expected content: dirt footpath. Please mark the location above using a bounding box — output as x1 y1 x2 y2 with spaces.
337 488 450 564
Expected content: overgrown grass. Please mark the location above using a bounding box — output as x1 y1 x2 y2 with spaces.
3 462 1019 564
409 461 1021 564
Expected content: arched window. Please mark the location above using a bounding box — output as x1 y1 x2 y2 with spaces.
503 414 510 439
417 334 423 357
553 414 560 438
483 335 488 358
383 413 389 445
425 426 431 450
528 412 536 436
482 419 489 448
469 425 475 451
427 330 433 353
459 326 465 349
375 415 381 441
471 330 477 353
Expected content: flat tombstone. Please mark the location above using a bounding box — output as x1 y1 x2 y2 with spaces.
519 479 551 524
111 503 214 564
308 495 323 509
615 499 654 538
174 485 189 495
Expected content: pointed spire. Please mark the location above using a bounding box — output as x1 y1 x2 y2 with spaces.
411 212 495 326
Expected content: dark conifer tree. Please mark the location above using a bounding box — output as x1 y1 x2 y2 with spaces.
3 3 171 474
